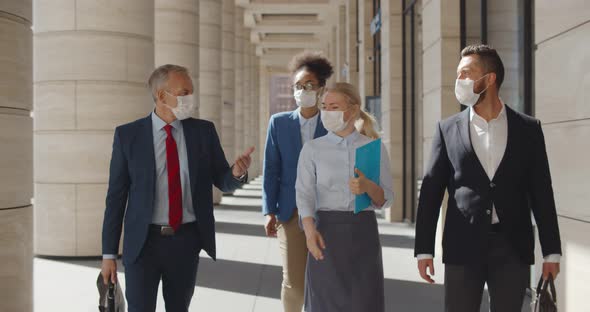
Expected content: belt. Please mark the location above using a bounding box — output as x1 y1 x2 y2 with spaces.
149 222 196 236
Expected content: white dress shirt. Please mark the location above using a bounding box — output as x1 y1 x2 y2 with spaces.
296 130 394 219
417 101 560 263
298 108 319 145
470 101 507 225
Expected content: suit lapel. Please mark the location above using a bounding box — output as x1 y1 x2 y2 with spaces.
289 110 303 153
140 115 156 209
182 119 200 196
491 105 515 182
456 109 489 181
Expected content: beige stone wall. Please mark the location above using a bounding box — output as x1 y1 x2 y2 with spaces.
533 1 590 309
155 0 199 115
234 8 245 156
361 0 375 99
380 0 403 221
348 0 359 87
421 0 461 168
222 0 236 161
0 2 33 310
33 0 154 256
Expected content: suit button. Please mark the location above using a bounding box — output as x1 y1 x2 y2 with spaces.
490 182 496 188
486 210 491 215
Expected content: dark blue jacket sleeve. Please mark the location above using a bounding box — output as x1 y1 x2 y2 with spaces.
210 123 244 192
262 116 280 215
102 128 129 255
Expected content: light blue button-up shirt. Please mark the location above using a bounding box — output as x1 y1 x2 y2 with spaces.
151 112 196 225
298 108 319 145
296 130 394 219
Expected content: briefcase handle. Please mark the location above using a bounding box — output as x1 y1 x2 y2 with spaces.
536 275 557 303
107 281 116 312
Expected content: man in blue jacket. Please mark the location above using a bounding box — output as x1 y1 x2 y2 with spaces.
262 51 333 312
100 64 254 312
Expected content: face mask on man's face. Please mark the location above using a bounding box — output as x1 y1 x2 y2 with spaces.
454 73 490 107
164 92 196 120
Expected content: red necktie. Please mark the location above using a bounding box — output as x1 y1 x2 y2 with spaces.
164 125 182 231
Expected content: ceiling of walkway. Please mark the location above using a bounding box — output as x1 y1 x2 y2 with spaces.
237 0 340 68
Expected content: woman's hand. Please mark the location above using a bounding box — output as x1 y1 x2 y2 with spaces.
302 217 326 261
349 168 386 207
349 168 370 195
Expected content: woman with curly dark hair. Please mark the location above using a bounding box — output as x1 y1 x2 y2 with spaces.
261 51 334 312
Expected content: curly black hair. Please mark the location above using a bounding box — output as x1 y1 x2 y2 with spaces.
288 51 334 87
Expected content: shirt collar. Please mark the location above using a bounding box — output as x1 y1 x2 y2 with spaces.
297 107 319 127
325 129 360 146
469 98 507 124
151 111 182 131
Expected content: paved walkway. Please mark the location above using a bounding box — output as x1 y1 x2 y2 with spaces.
34 177 531 311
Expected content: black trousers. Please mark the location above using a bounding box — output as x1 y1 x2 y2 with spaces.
444 232 529 312
125 222 201 312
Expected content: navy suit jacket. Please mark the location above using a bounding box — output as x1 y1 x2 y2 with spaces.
414 105 561 265
262 110 327 222
102 115 244 265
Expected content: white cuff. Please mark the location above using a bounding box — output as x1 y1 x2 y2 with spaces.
416 254 434 260
543 254 561 263
102 254 117 260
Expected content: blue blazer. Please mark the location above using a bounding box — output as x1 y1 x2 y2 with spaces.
102 115 244 265
262 110 328 222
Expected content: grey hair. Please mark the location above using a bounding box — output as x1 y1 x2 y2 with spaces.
148 64 190 102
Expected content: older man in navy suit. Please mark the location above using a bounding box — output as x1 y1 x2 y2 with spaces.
100 64 254 312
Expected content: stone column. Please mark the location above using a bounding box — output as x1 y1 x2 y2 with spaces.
337 4 347 81
242 41 252 176
0 1 33 310
420 0 460 252
199 0 222 130
221 0 235 161
259 64 270 174
357 0 366 102
234 7 245 157
360 0 376 100
421 0 461 166
155 0 199 114
348 0 359 86
34 0 154 256
251 54 261 177
380 0 403 221
199 0 223 202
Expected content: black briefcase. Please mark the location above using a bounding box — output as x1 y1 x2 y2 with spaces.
532 276 557 312
97 273 126 312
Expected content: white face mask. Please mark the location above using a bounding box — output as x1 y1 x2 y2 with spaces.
321 109 351 133
165 92 196 120
454 74 490 107
294 89 317 108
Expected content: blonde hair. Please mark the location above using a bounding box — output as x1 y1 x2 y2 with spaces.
324 82 380 139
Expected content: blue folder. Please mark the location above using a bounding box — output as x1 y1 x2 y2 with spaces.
354 138 381 214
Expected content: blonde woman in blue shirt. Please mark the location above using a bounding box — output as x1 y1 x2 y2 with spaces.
296 82 393 312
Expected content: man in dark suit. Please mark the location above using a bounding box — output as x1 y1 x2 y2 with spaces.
414 44 562 311
100 64 254 312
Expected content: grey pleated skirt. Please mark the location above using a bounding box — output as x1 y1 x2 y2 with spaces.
304 210 385 312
